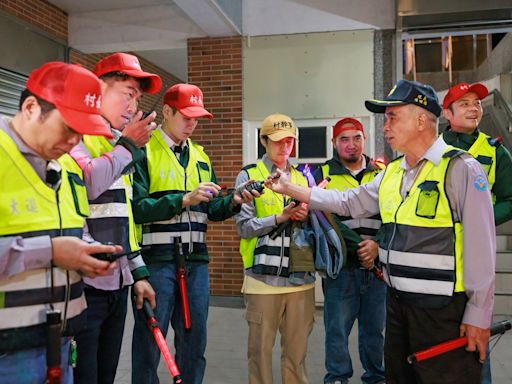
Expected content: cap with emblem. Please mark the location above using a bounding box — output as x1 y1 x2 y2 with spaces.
259 113 297 141
365 79 442 117
442 82 488 109
163 83 213 119
27 62 112 138
93 52 162 94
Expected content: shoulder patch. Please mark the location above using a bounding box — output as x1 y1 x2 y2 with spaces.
473 174 489 191
241 163 257 171
443 149 465 158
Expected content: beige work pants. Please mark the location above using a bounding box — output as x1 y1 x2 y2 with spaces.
244 288 315 384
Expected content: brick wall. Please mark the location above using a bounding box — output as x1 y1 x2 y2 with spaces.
1 0 180 121
0 0 67 41
3 0 245 297
188 37 244 296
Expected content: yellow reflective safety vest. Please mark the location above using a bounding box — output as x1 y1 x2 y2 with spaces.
142 129 212 259
82 135 140 259
378 146 464 308
0 130 88 352
321 158 384 240
443 131 497 205
239 161 309 276
443 131 496 191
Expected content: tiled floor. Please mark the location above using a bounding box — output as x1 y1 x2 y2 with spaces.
115 301 512 384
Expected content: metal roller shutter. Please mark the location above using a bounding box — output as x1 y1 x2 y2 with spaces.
0 67 27 117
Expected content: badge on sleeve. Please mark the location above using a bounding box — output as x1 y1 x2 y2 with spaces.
474 174 489 191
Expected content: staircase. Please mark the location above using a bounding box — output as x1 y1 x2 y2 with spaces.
495 220 512 315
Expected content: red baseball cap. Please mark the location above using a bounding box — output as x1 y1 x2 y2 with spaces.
93 53 162 94
333 118 365 139
442 82 488 109
26 62 112 138
163 84 213 119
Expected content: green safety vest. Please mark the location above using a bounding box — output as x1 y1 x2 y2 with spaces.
0 129 88 352
142 129 212 259
239 161 309 276
378 146 464 308
82 135 141 265
321 160 384 240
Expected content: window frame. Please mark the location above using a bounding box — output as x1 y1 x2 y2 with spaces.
243 116 376 166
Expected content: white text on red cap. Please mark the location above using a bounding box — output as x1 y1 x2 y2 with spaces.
84 93 102 109
189 95 203 104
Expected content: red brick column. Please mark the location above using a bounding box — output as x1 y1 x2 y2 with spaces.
188 36 244 296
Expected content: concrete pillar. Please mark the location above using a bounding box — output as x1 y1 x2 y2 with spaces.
373 29 395 162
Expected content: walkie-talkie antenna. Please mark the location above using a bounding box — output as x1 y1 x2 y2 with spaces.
142 85 167 119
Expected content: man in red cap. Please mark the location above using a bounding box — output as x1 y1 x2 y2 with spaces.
131 83 255 384
314 117 386 384
442 82 512 226
442 83 512 384
69 52 162 384
0 62 121 383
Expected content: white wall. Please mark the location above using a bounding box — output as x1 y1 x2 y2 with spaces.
242 30 376 165
243 30 374 120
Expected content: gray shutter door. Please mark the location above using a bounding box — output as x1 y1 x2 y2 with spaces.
0 67 27 117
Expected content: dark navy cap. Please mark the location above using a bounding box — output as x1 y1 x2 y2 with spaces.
365 80 442 117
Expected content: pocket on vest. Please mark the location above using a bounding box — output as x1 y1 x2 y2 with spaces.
68 172 90 217
416 180 440 219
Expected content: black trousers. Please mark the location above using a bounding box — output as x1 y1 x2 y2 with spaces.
385 290 482 384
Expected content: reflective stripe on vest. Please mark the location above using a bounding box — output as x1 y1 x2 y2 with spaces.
82 135 139 253
239 161 308 276
151 210 208 226
378 246 456 296
341 218 381 230
253 234 292 272
321 162 383 239
0 130 87 348
378 146 464 307
1 295 86 331
89 178 132 218
89 202 128 218
143 130 212 256
143 230 206 245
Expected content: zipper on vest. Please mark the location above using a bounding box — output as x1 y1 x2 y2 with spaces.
276 232 285 276
276 195 286 276
54 189 71 332
385 196 408 290
184 168 193 256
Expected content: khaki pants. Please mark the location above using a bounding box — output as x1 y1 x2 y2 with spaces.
244 288 315 384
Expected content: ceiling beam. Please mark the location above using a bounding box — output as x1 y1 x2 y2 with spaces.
173 0 241 36
68 4 206 53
